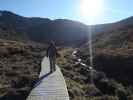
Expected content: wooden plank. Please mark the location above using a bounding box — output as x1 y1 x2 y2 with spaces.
26 57 69 100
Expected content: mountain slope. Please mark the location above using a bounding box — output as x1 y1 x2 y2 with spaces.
80 16 133 86
1 10 133 100
0 11 89 46
93 16 133 48
1 10 133 47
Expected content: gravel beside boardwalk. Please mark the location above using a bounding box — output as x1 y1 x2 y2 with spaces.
27 57 69 100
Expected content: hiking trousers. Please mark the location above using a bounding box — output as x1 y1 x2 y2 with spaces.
49 56 56 72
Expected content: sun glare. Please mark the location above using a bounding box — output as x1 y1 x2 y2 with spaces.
80 0 104 19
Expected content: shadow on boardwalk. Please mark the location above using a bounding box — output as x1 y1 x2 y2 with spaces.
33 72 52 88
26 57 69 100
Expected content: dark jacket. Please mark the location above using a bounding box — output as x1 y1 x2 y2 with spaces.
46 44 57 58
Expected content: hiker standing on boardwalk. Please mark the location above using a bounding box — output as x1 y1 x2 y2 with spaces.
46 41 58 73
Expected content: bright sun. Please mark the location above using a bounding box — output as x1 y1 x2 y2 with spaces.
80 0 104 19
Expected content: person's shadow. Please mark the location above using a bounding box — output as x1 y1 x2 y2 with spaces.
33 71 52 88
33 57 55 88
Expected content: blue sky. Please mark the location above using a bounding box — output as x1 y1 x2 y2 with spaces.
0 0 133 25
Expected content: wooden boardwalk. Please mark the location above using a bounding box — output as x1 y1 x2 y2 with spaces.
27 57 69 100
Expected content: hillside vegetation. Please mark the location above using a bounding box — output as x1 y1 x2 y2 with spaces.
0 39 46 100
0 11 133 100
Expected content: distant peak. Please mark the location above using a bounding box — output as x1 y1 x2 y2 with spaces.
0 10 10 14
0 10 20 17
0 10 3 16
0 12 2 16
